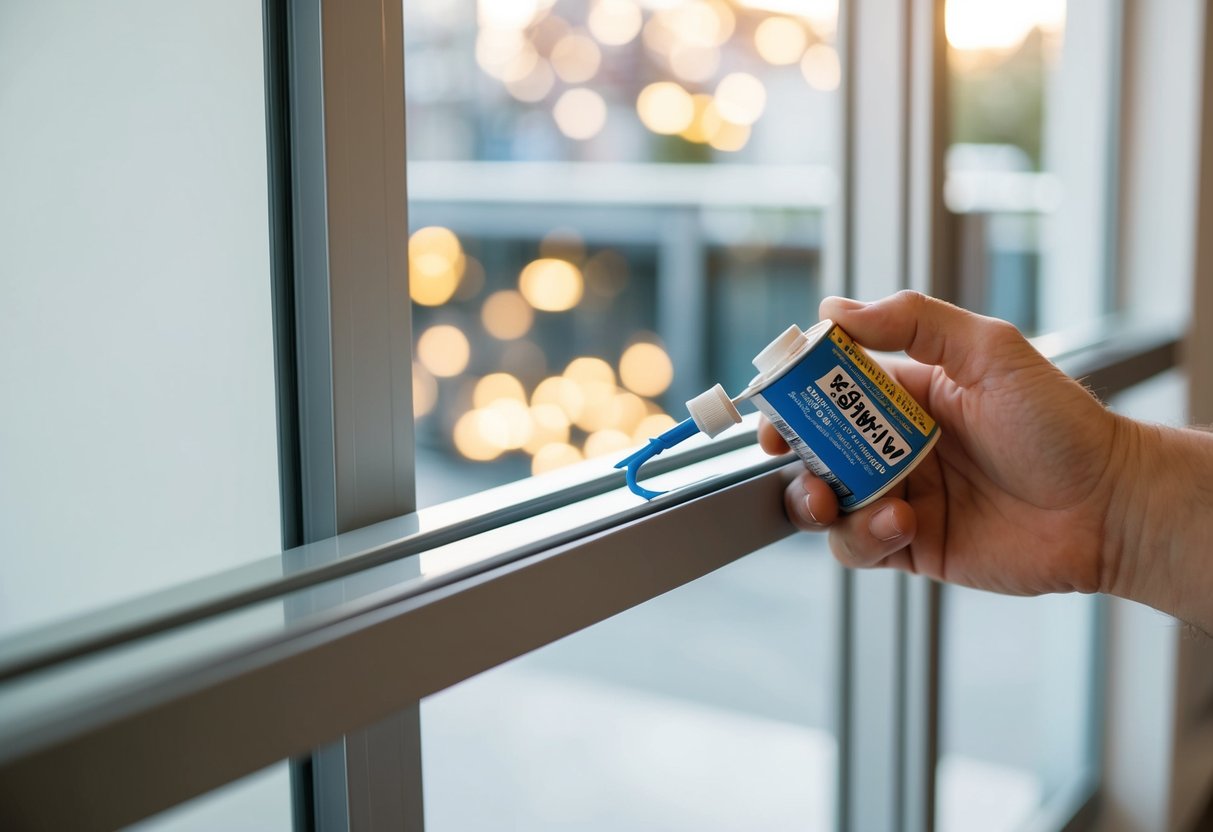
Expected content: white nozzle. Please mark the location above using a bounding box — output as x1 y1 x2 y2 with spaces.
752 324 807 375
686 383 743 438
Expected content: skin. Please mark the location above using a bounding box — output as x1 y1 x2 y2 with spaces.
760 291 1213 633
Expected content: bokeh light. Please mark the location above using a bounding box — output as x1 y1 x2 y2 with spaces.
632 413 678 444
539 227 586 262
519 257 585 311
524 402 571 453
477 0 542 30
636 82 695 135
714 72 767 126
584 429 633 459
483 398 534 450
481 290 535 340
473 372 527 408
409 226 465 306
668 43 720 83
801 43 841 91
563 356 615 387
754 16 808 65
553 88 608 140
607 391 648 434
532 376 586 422
416 324 470 378
453 410 502 461
551 32 602 83
506 59 556 102
532 442 584 474
587 0 643 46
412 361 438 419
619 342 674 397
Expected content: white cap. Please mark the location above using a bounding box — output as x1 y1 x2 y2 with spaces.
686 383 743 438
752 324 807 375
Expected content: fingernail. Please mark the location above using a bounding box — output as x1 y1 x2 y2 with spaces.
803 494 822 525
869 506 903 541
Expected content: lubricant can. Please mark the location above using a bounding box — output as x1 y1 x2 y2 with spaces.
747 320 940 512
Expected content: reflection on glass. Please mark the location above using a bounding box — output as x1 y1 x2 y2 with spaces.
422 537 839 830
936 588 1096 832
944 0 1071 334
404 0 840 505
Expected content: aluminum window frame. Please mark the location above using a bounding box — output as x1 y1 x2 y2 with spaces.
0 0 1189 830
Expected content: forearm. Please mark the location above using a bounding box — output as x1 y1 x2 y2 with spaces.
1103 419 1213 633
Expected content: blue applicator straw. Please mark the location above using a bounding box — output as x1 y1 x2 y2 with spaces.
614 383 746 500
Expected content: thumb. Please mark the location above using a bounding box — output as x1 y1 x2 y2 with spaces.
819 291 1031 388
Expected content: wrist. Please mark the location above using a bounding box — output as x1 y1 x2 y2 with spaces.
1102 420 1213 631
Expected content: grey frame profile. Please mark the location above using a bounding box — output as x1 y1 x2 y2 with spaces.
0 0 1190 830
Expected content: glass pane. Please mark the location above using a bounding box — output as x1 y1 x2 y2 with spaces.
403 0 842 505
945 0 1117 334
422 536 839 829
0 4 282 636
936 589 1096 831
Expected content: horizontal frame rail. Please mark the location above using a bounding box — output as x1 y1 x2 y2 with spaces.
0 323 1183 829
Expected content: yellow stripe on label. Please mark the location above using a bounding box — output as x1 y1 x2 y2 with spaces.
828 326 936 436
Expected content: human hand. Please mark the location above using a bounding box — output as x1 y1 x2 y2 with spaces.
760 291 1140 597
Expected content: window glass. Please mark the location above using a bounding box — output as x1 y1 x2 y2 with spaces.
422 536 839 829
404 0 841 505
0 3 282 630
945 0 1115 334
0 2 291 825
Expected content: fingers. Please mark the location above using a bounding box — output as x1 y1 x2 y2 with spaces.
782 469 918 569
783 471 840 531
819 291 1034 389
828 497 917 568
758 417 790 455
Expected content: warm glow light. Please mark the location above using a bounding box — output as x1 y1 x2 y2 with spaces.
943 0 1064 54
473 373 527 408
524 403 571 453
800 43 841 91
519 257 585 311
453 410 502 461
707 114 751 152
550 32 602 83
552 88 608 140
481 290 534 340
563 356 615 387
607 392 648 434
531 442 584 474
632 413 677 444
668 43 720 83
408 226 465 306
506 59 556 102
714 73 767 126
658 1 735 49
679 94 716 143
532 376 586 421
412 362 438 419
416 325 470 378
736 0 838 40
584 429 633 459
483 399 534 450
476 29 532 80
588 0 643 46
636 82 695 135
619 342 674 397
477 0 541 30
755 16 808 65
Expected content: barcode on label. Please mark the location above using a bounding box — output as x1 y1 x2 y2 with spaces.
768 414 853 498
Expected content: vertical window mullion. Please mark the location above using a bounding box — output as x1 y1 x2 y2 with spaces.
284 0 420 828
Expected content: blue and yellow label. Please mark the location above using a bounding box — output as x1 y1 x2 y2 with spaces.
751 325 939 510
